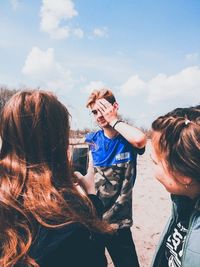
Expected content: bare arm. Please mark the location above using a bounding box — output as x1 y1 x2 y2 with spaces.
112 121 146 148
96 98 147 148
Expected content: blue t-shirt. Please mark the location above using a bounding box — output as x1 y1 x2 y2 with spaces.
85 130 144 228
86 130 135 167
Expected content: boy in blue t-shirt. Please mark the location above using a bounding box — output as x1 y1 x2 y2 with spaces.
85 89 146 267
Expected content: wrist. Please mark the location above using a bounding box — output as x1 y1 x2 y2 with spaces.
86 187 96 194
109 119 118 127
109 119 123 129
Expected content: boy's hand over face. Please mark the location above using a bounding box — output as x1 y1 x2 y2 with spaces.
96 99 118 123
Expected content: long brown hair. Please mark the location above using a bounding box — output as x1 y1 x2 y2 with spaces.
0 90 109 267
151 106 200 180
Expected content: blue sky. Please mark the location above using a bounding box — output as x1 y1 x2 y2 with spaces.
0 0 200 129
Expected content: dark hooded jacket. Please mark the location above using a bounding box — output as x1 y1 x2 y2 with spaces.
28 195 107 267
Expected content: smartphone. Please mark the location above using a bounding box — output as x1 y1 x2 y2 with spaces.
71 146 89 176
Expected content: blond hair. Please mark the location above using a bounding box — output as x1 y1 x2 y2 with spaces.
86 88 116 108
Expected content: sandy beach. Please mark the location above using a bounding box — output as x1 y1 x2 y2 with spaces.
107 141 171 267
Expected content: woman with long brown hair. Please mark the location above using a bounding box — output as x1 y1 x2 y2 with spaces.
0 90 110 267
150 106 200 267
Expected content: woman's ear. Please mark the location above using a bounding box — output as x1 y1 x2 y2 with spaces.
176 175 192 186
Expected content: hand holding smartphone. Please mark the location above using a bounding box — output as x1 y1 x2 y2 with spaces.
71 147 89 176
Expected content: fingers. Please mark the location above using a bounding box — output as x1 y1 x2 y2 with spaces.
74 171 87 191
74 171 96 195
74 171 83 180
75 184 87 196
99 98 111 106
96 99 112 111
96 100 112 116
96 99 118 123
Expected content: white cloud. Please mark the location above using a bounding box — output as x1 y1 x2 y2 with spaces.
73 28 84 38
40 0 79 40
22 47 55 76
22 46 74 90
50 26 71 39
93 27 108 38
120 66 200 106
148 66 200 104
117 66 200 128
83 81 106 93
120 75 146 96
185 53 199 61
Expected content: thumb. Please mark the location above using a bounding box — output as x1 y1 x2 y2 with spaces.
74 171 83 180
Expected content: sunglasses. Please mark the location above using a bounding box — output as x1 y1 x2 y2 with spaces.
91 109 98 115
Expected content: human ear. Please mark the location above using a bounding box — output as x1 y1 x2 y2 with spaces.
176 175 192 186
113 102 119 110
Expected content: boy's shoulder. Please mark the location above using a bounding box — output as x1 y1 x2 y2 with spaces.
85 130 103 142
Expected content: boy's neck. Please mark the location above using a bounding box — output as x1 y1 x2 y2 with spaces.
103 126 118 139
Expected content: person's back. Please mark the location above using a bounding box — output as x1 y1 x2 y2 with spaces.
0 90 109 267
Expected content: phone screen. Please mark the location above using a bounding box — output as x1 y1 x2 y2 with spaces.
71 147 89 175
